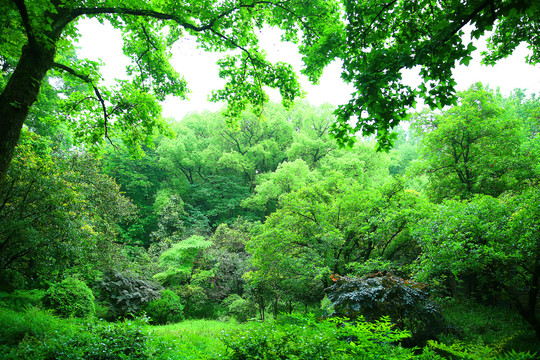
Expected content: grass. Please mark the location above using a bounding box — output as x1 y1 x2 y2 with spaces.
439 298 540 355
145 318 263 359
1 302 538 359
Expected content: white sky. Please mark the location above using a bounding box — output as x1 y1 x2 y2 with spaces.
76 19 540 121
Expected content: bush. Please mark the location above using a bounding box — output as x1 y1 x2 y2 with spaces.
144 289 184 325
228 297 256 323
3 316 149 360
176 284 214 318
0 289 45 310
326 272 444 346
82 319 149 359
0 306 70 349
219 314 444 360
440 298 540 355
98 269 161 319
43 277 95 318
222 293 242 308
0 304 149 360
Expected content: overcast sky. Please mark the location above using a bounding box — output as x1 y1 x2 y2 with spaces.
77 19 540 121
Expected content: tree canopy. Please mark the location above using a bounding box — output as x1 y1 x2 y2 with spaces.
332 0 540 150
0 0 342 182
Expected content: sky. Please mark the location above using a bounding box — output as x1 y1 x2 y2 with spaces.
76 19 540 121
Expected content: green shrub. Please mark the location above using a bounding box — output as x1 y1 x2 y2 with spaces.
326 272 444 346
427 340 538 360
83 319 149 359
0 306 71 348
219 314 444 359
440 298 540 355
144 289 184 325
0 289 45 310
98 269 161 319
228 297 256 323
320 294 334 317
176 285 213 318
1 307 149 360
222 294 242 308
43 277 95 318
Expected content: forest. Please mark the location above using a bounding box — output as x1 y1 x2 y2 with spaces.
1 0 540 359
2 84 539 359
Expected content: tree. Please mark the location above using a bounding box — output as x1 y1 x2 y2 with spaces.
246 176 428 313
331 0 540 150
413 83 523 201
0 0 342 183
285 101 337 167
157 105 298 225
157 113 219 187
204 220 254 300
0 130 135 290
414 191 540 340
241 158 320 215
102 144 165 247
153 235 213 286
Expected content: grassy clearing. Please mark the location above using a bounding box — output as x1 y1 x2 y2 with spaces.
145 318 262 359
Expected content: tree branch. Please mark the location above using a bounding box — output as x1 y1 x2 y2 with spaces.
53 62 116 148
12 0 36 47
59 2 282 34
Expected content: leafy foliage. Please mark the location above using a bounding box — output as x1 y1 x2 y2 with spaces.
174 284 213 319
326 273 444 345
413 84 524 201
414 190 540 339
0 0 343 182
144 289 184 325
43 277 96 318
332 0 540 149
219 314 442 359
98 269 162 319
227 297 256 323
154 235 213 286
0 289 45 310
0 131 135 290
0 306 149 359
246 175 428 318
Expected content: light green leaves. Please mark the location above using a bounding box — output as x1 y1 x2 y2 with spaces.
154 235 213 284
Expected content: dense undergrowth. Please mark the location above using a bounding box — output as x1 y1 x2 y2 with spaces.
0 298 537 360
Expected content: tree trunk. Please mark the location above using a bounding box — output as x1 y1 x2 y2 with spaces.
0 41 56 184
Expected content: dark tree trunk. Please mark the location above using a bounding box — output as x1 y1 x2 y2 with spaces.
0 41 56 184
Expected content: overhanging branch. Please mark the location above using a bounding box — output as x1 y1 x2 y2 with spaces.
53 62 115 147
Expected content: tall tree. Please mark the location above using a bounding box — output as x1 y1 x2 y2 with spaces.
414 191 540 340
0 0 342 183
413 83 523 201
247 176 427 304
285 101 337 167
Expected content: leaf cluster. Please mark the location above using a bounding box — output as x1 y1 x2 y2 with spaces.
98 269 162 319
326 272 444 345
